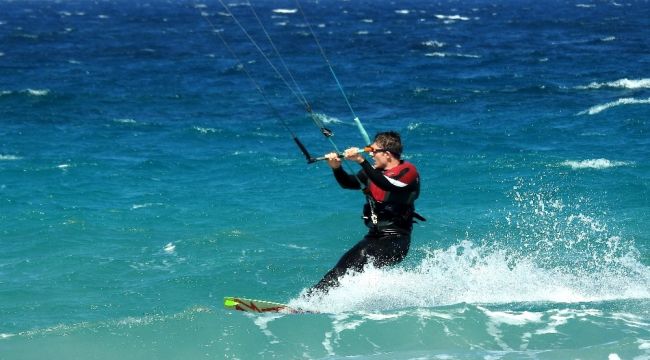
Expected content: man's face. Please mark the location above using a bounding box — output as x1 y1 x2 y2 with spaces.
369 142 390 169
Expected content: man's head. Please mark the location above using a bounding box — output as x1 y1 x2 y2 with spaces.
369 131 402 169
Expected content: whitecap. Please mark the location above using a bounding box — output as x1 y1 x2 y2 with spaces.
0 154 21 161
357 30 369 35
193 126 219 134
425 52 480 58
272 8 297 14
25 88 50 96
601 36 616 42
0 52 4 57
561 159 631 170
576 3 596 8
579 97 650 115
480 307 544 326
131 203 163 210
114 118 137 124
577 78 650 90
313 112 343 125
361 19 373 23
163 242 176 254
435 14 470 21
422 40 445 48
395 9 410 15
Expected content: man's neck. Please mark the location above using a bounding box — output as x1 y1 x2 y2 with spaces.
384 159 401 170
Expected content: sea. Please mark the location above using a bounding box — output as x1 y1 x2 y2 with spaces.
1 0 649 359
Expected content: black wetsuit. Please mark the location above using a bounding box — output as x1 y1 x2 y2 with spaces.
310 159 421 294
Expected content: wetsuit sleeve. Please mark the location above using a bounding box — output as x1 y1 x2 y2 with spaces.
333 166 365 190
359 160 417 193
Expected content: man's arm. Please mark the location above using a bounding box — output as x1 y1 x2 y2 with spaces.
325 151 366 190
333 167 363 189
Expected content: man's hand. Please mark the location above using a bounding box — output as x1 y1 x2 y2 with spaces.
325 152 342 169
343 147 364 164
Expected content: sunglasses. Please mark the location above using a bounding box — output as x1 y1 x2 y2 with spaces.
364 145 390 154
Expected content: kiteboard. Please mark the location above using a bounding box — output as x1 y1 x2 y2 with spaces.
224 297 312 314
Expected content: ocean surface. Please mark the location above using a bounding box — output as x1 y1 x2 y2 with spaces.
1 0 649 359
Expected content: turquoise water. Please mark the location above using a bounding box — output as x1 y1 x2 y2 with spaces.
1 0 649 359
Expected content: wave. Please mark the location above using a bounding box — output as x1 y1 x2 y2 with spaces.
192 126 220 134
26 88 50 96
561 159 632 170
579 97 650 115
422 40 445 48
425 52 480 58
113 118 137 124
435 14 470 21
577 78 650 90
293 179 649 314
312 112 344 125
0 154 22 161
272 9 297 14
293 240 649 314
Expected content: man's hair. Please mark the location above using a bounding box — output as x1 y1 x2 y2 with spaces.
374 131 402 158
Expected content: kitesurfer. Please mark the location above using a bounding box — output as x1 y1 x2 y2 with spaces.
308 131 422 295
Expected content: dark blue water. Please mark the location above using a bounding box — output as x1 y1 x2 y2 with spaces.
1 0 649 358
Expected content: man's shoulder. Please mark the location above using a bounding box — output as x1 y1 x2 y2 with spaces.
397 160 418 173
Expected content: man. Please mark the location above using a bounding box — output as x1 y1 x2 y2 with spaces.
309 131 422 295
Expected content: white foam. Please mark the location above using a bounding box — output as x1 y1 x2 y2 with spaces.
576 3 596 8
193 126 219 134
163 242 176 254
601 36 616 42
579 97 650 115
395 10 410 15
0 154 21 161
131 203 163 210
0 333 15 339
25 88 50 96
422 40 445 48
639 339 650 350
272 8 297 14
561 159 631 170
577 78 650 90
292 239 650 314
425 52 480 58
480 307 544 326
114 118 137 124
313 112 343 125
435 14 470 21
